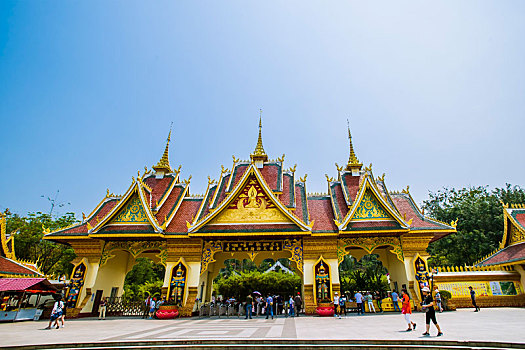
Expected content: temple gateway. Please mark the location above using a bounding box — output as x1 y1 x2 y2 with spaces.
44 119 457 316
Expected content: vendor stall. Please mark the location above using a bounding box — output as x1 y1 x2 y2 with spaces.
0 278 57 322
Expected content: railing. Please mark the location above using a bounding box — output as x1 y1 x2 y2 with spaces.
106 297 144 317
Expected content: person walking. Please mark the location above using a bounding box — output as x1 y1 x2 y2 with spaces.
339 293 347 317
265 294 274 319
433 286 443 312
333 292 340 318
391 290 400 312
294 293 302 317
142 296 151 319
148 298 156 319
421 287 443 336
375 292 383 313
366 292 376 313
355 291 364 315
288 295 295 317
45 296 64 329
468 286 480 312
401 289 416 331
99 297 107 320
245 293 253 319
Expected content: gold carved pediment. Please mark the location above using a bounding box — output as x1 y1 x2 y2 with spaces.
208 175 292 225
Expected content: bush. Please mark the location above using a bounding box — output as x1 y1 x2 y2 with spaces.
216 271 301 300
439 290 452 300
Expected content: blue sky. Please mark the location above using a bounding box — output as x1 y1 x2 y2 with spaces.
1 1 524 217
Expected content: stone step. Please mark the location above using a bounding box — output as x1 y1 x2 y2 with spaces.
2 340 524 350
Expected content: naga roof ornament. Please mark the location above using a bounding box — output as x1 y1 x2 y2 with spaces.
153 129 173 173
250 110 268 163
346 120 363 171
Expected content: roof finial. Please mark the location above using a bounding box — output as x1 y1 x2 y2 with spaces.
346 119 362 172
153 123 173 174
251 109 268 162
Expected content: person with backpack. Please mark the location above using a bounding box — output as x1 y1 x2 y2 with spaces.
421 287 443 337
149 298 156 319
401 289 416 332
45 296 64 329
339 293 347 317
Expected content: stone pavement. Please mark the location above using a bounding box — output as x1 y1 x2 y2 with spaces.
1 308 524 347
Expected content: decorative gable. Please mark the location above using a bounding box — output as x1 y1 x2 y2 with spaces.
110 195 150 225
352 190 392 221
209 175 291 225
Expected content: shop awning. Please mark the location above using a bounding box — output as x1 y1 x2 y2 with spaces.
0 278 56 292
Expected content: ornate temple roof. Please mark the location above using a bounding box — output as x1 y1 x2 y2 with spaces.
477 204 525 267
44 120 456 240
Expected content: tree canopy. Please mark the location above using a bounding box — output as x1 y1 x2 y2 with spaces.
5 210 77 276
423 184 525 266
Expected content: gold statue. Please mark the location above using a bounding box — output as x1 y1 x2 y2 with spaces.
316 262 330 301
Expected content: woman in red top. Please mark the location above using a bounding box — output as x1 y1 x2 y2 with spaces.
401 289 416 331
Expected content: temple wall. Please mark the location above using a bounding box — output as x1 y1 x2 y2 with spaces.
433 269 525 308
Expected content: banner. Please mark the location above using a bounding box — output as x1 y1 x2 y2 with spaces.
437 281 523 297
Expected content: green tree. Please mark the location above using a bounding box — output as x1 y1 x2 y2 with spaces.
215 271 301 300
123 258 165 300
5 210 78 276
423 184 525 266
339 254 389 294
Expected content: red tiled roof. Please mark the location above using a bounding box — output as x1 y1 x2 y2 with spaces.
512 212 525 231
213 174 231 207
293 183 308 223
391 194 451 230
47 198 118 235
280 173 293 207
144 175 176 209
228 164 249 191
479 242 525 266
156 185 185 225
0 278 53 292
167 199 202 233
308 198 338 232
259 164 280 192
342 173 361 203
332 183 349 220
0 257 41 276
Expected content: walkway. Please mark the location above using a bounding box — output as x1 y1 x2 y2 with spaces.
1 308 524 347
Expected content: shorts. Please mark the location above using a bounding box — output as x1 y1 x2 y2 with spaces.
426 311 437 325
150 308 156 313
50 311 62 321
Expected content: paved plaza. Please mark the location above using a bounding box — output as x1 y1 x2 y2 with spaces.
1 308 524 347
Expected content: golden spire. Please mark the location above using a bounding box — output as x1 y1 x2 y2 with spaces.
250 109 268 162
346 120 362 171
153 127 173 173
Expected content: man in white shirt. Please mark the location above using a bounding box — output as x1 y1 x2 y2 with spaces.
333 292 340 318
354 291 364 315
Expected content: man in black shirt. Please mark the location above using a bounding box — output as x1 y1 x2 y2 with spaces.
420 287 443 337
468 286 480 312
245 294 253 319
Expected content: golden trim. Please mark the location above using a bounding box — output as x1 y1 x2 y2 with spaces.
190 231 310 237
189 164 311 233
339 175 409 231
166 258 190 305
89 233 165 238
43 235 89 240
